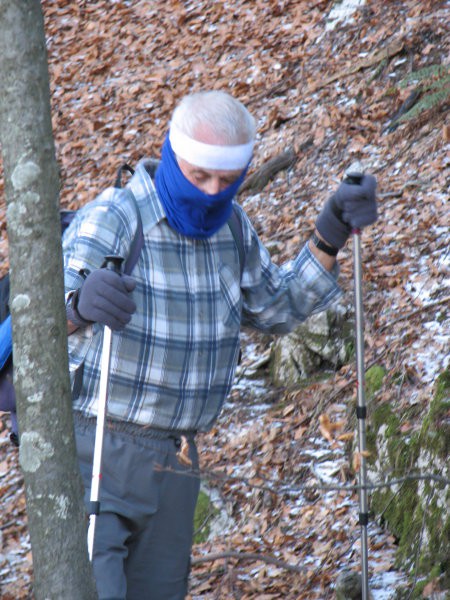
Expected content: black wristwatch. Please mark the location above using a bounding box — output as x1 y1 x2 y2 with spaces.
311 232 339 256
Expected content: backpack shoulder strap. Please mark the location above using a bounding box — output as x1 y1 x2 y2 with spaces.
0 275 11 324
227 205 245 280
114 163 135 189
72 167 144 403
113 164 144 275
122 188 144 276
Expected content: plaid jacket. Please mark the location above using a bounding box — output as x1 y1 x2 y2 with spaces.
63 159 341 431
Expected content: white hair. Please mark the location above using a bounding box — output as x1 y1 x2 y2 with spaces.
170 90 256 145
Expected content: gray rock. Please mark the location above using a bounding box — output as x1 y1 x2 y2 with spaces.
335 569 374 599
270 301 353 386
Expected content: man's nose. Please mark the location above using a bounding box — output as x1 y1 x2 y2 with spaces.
203 177 222 195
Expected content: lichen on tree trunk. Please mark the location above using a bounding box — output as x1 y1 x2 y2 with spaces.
0 1 97 598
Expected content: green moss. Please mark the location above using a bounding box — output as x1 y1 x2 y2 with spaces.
344 340 355 362
366 402 402 465
370 369 450 593
193 490 218 544
420 495 450 574
418 368 450 458
365 402 400 465
405 564 447 599
373 475 449 592
365 427 377 463
385 86 399 96
371 402 399 435
411 578 428 598
365 364 386 398
373 480 418 547
432 368 450 404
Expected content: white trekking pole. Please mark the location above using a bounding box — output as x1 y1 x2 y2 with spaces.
345 164 370 600
87 255 124 561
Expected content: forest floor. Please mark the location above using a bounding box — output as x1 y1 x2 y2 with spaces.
0 0 449 598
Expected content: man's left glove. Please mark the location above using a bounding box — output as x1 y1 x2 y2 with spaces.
315 174 377 249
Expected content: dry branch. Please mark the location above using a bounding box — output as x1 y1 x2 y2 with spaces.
239 148 297 194
191 550 307 574
378 296 450 333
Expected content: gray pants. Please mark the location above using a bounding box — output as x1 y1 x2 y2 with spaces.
75 416 200 600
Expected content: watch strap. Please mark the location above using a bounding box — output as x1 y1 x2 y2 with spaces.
311 232 339 256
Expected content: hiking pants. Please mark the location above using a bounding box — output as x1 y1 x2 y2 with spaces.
74 416 200 600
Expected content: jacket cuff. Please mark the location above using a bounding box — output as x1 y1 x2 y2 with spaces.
66 289 92 329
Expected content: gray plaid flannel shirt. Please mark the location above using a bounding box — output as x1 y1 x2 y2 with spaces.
63 159 341 431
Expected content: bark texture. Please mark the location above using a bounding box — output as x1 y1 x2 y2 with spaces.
0 2 97 598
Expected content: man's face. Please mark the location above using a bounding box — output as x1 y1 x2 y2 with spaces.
177 157 243 196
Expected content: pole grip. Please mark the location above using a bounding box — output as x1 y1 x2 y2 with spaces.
102 255 124 274
344 160 364 186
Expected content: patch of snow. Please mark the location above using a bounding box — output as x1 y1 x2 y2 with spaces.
312 459 346 484
326 0 366 31
371 569 408 599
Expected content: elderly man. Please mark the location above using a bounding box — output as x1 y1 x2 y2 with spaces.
63 90 377 599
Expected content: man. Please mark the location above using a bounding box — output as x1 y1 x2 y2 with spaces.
63 90 377 599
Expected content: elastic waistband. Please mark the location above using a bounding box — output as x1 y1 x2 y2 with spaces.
73 412 197 441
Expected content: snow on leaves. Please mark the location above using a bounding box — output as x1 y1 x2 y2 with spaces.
0 0 448 597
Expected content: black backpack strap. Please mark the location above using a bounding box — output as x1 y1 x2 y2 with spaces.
0 274 11 323
228 206 245 280
71 363 84 402
114 164 135 189
72 175 143 401
113 163 143 275
122 188 144 276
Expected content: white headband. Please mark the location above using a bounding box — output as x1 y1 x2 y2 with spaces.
169 124 254 171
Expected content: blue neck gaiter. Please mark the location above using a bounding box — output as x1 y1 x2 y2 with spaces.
154 135 248 239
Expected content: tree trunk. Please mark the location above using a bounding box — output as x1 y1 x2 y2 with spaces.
0 2 97 598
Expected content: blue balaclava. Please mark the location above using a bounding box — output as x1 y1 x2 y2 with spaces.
154 132 251 239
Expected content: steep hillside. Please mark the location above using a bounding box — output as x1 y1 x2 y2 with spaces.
0 1 448 598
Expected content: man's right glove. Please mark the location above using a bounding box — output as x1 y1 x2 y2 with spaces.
315 174 377 249
67 269 137 331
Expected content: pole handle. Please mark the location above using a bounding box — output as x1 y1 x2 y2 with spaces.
344 162 364 236
344 163 364 187
102 255 124 274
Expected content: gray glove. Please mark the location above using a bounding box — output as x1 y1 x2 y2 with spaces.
315 174 377 249
67 269 136 331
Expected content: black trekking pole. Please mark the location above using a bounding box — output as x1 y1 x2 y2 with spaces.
345 163 370 600
87 255 124 561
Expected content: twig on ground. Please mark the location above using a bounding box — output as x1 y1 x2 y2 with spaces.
191 550 307 574
308 38 404 93
378 296 450 332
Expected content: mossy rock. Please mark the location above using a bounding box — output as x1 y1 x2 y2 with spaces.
420 369 450 458
269 304 353 385
369 369 450 594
